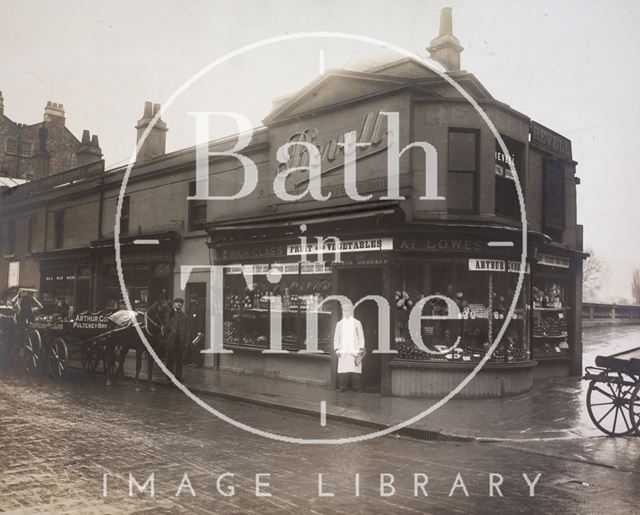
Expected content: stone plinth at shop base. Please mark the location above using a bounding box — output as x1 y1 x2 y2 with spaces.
531 356 572 380
218 346 331 386
390 360 535 398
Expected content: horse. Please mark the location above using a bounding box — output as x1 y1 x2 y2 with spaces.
133 299 170 391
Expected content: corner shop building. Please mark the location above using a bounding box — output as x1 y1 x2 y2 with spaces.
203 35 585 398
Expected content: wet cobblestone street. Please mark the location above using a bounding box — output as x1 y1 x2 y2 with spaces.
2 356 640 514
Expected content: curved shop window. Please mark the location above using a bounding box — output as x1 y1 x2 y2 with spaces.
393 258 530 363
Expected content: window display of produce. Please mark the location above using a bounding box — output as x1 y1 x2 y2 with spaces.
531 277 571 357
392 260 529 364
222 265 333 353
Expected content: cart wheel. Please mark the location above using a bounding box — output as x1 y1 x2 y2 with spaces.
103 344 122 378
23 329 42 376
587 373 636 436
48 337 69 380
627 381 640 435
81 342 100 372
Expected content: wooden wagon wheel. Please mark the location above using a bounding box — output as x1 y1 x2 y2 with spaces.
627 381 640 435
47 336 69 380
23 329 42 376
586 372 636 436
103 343 125 378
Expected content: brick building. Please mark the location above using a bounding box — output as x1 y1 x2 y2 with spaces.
0 91 102 180
0 8 585 397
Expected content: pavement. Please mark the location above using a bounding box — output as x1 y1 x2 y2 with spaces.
112 324 640 443
3 324 640 513
5 369 640 514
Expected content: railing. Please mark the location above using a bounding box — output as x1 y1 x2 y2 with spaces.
583 302 640 325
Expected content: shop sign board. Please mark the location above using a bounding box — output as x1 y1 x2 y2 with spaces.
285 111 388 172
398 237 485 252
100 249 172 264
469 259 530 273
7 261 19 288
538 253 570 268
469 259 506 272
227 262 330 275
286 237 393 256
530 121 572 160
507 260 530 274
72 313 110 330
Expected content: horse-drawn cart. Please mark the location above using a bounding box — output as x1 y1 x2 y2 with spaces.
31 311 141 381
584 354 640 436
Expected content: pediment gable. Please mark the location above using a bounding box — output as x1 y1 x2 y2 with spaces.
263 70 411 126
264 61 497 126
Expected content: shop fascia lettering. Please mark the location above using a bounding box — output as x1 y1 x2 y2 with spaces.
188 111 442 203
286 237 393 256
468 259 529 274
285 110 387 170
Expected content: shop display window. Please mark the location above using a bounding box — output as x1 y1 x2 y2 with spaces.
393 258 529 363
223 263 334 353
41 268 75 307
531 273 570 357
102 263 168 310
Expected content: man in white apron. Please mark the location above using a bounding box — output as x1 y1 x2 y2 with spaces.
333 304 365 392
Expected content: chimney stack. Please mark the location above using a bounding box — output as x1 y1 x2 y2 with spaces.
0 91 4 116
43 101 66 123
75 129 103 166
135 101 167 161
33 126 51 180
427 7 463 72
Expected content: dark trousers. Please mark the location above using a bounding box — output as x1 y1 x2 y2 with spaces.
338 372 361 390
166 345 184 381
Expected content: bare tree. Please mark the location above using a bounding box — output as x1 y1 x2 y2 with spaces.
632 269 640 305
583 248 606 301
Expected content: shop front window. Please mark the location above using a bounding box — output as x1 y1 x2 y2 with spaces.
223 262 334 353
393 258 529 363
41 268 75 308
531 269 570 358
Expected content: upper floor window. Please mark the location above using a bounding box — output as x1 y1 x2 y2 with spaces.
4 140 32 157
6 220 16 255
121 196 130 235
54 210 64 249
18 142 32 157
447 129 479 213
495 136 525 220
5 139 17 155
188 181 207 231
542 158 565 242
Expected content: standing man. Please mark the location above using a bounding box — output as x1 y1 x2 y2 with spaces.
333 304 366 392
165 297 190 383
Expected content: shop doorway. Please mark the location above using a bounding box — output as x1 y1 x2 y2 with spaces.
338 267 383 393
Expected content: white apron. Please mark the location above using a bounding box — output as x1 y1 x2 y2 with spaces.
334 317 365 374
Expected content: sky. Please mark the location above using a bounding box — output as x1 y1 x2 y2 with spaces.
3 0 639 301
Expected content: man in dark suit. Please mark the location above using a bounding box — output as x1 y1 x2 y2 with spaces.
165 297 190 383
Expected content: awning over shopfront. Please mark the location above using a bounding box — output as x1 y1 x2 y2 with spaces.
206 200 405 236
